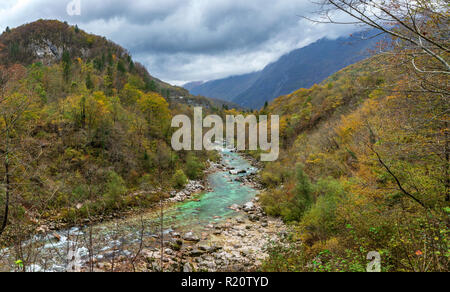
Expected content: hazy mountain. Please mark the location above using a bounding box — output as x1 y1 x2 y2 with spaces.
184 32 382 109
183 81 205 91
183 72 262 102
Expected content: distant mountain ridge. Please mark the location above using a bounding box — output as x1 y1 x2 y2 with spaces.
183 81 205 91
184 31 382 109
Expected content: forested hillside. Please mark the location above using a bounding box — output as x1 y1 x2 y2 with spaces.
0 20 223 242
0 20 235 110
255 1 449 272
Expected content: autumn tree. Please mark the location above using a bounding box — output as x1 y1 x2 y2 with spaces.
311 0 449 206
137 92 171 138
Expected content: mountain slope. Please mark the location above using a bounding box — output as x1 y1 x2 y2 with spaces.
184 72 262 102
0 19 235 110
258 51 448 271
185 32 381 109
183 81 205 91
0 20 230 232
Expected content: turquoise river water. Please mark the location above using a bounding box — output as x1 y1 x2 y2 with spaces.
0 147 259 272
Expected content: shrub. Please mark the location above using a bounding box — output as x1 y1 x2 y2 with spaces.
260 189 286 217
103 171 127 209
301 177 346 238
185 154 204 180
173 169 188 189
260 162 292 187
280 165 313 222
72 184 89 202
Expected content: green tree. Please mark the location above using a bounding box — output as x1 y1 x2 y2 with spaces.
173 169 188 189
185 154 204 180
117 60 126 74
103 171 127 209
282 164 313 222
145 79 158 92
85 71 94 91
104 66 114 96
62 50 71 83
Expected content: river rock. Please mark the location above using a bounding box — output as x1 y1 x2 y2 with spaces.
183 263 193 273
52 232 62 242
248 214 260 222
237 231 246 237
198 244 212 253
189 249 205 257
36 225 49 234
236 217 245 224
229 204 240 211
240 248 251 257
183 232 200 242
243 202 255 212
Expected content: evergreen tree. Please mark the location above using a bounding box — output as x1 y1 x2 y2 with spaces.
104 66 114 96
85 72 94 90
117 60 126 74
62 50 71 83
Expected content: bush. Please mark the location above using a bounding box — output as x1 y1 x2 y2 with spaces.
103 171 128 209
260 189 286 217
260 171 282 187
280 165 313 222
72 184 89 202
173 169 188 189
301 178 346 239
260 162 292 187
185 154 204 180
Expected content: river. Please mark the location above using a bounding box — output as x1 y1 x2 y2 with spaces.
0 147 261 272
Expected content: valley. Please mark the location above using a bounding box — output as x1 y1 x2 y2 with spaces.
0 145 286 272
0 0 448 274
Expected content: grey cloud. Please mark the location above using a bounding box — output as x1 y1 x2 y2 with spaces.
0 0 360 84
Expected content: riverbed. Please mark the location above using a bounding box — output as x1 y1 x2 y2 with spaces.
0 147 279 272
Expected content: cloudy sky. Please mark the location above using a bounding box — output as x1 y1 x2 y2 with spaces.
0 0 359 85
